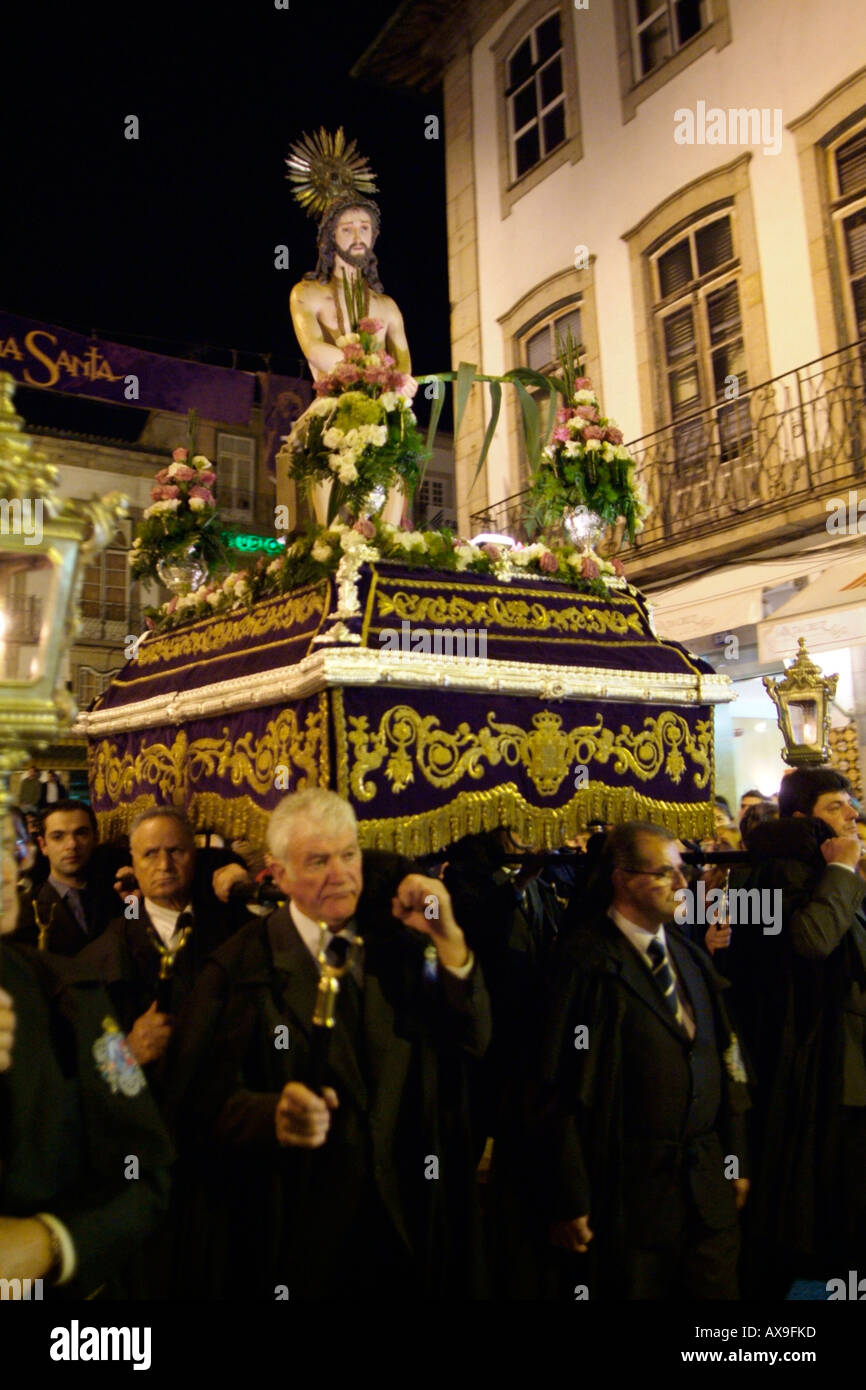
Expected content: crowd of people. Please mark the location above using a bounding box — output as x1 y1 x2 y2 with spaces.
1 768 864 1301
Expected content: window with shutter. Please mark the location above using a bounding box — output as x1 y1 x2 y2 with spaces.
651 211 749 472
831 123 866 349
216 433 256 520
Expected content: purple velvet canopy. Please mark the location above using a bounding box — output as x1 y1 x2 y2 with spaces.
84 564 727 852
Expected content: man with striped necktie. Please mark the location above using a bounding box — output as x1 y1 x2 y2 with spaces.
541 821 750 1299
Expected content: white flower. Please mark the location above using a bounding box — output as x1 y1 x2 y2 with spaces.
337 460 358 484
322 427 344 449
574 389 597 406
131 536 142 549
585 438 602 451
380 391 400 412
311 541 333 563
564 440 582 458
370 425 387 447
339 529 368 552
266 557 284 575
614 445 633 462
207 592 222 607
307 397 339 417
143 499 181 518
188 496 206 511
335 334 360 348
454 543 480 570
191 455 210 470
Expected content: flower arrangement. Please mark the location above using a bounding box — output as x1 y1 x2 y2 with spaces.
278 310 428 526
129 417 228 587
525 332 648 544
144 518 627 632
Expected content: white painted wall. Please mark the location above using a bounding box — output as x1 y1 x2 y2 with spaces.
470 0 866 503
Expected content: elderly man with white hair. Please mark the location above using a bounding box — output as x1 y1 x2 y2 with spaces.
169 788 491 1300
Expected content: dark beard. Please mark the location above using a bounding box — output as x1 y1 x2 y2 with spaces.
335 244 374 273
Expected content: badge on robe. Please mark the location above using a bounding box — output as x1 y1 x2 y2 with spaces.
92 1016 146 1097
723 1033 747 1085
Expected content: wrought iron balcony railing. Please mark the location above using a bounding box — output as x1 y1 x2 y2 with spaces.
470 338 866 554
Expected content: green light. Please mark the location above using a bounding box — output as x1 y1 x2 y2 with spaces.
222 531 283 555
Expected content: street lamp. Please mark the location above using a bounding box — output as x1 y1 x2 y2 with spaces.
0 372 127 921
763 637 837 767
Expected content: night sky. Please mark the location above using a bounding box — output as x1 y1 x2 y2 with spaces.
2 1 450 432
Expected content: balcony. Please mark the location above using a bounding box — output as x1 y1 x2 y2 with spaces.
470 339 866 585
79 603 144 645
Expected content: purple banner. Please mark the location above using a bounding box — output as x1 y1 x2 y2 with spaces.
258 372 312 479
0 310 255 424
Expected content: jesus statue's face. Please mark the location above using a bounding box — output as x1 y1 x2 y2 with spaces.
332 207 376 272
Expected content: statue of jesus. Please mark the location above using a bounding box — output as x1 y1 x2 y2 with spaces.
289 196 411 380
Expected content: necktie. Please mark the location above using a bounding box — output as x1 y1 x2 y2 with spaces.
64 886 89 936
647 936 684 1027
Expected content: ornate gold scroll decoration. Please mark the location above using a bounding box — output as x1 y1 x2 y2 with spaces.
89 697 330 838
135 586 329 667
373 589 645 637
344 706 712 802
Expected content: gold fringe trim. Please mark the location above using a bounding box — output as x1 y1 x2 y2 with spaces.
355 782 715 857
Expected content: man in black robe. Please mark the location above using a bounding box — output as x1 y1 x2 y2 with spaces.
539 821 750 1299
732 767 866 1291
168 788 491 1300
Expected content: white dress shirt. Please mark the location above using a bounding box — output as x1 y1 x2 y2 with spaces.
609 906 695 1039
144 898 190 950
288 900 474 978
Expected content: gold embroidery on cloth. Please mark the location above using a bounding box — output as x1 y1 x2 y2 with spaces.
135 586 329 667
344 706 712 801
373 589 645 637
90 697 330 808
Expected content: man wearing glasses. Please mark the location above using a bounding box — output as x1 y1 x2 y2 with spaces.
541 821 749 1299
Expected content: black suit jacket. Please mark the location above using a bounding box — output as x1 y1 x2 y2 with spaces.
166 903 491 1298
14 873 121 956
0 942 173 1296
541 913 749 1282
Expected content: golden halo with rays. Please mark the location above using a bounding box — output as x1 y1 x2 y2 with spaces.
285 127 378 219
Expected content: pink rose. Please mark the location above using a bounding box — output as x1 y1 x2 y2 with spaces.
573 378 592 392
611 557 626 576
354 518 376 539
342 342 364 361
604 427 623 445
189 486 214 503
539 551 557 573
555 407 573 425
481 543 501 562
574 405 598 421
333 362 362 385
552 426 571 443
167 596 179 614
358 317 384 335
197 470 216 487
583 425 604 440
154 468 171 484
581 557 600 579
145 617 155 630
172 448 189 462
151 484 180 501
381 352 395 368
170 463 196 482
